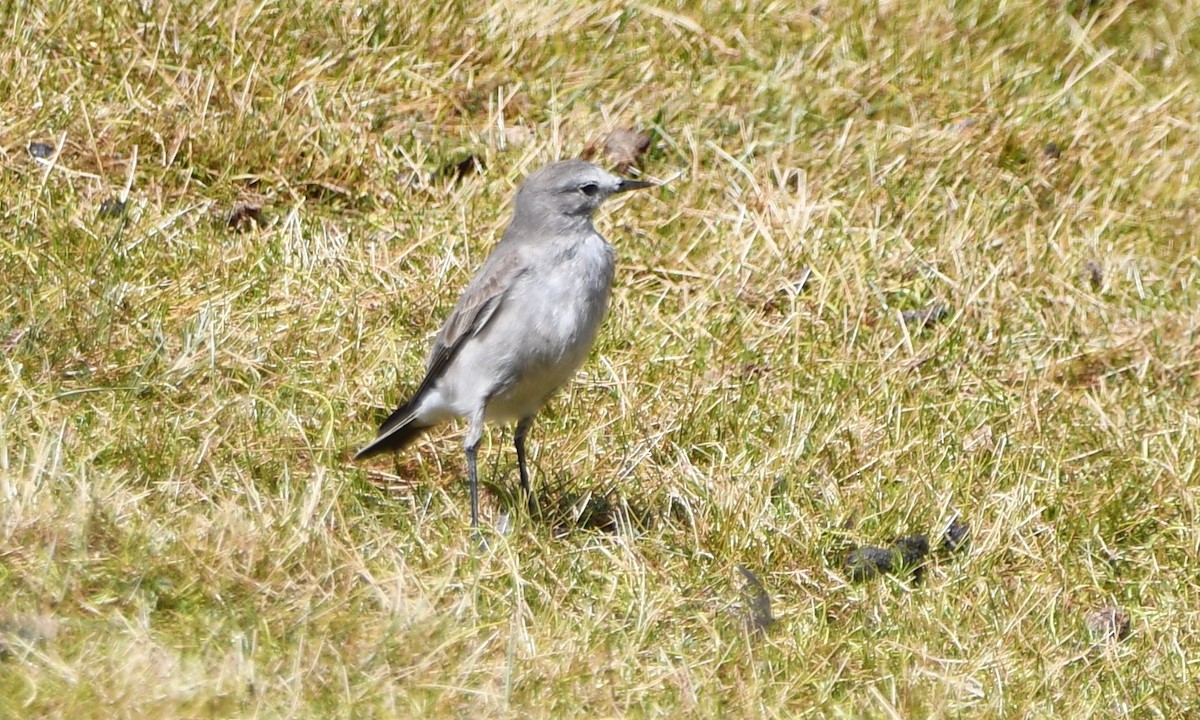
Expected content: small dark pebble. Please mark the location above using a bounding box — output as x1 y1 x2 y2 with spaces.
901 302 950 330
1043 142 1062 160
28 142 55 159
1086 606 1131 641
1083 259 1103 290
846 547 898 582
439 154 484 183
226 203 265 231
894 534 930 564
846 534 930 582
98 197 127 218
943 517 970 553
737 565 775 632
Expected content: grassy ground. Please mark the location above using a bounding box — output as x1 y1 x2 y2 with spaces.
3 0 1200 716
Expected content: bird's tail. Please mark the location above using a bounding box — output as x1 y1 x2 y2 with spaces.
354 400 430 461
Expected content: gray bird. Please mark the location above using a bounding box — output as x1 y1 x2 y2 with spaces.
356 159 652 528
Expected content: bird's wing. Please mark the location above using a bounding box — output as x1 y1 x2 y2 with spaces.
420 246 527 394
369 244 526 444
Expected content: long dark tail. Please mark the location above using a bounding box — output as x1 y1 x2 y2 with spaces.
354 399 430 461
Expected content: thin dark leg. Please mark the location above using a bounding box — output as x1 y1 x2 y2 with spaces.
514 416 534 497
467 442 480 528
514 416 537 514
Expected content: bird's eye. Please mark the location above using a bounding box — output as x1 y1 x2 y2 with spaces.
579 182 600 197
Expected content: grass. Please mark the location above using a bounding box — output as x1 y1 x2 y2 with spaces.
2 0 1200 716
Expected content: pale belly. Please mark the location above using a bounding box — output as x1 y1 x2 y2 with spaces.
484 249 613 421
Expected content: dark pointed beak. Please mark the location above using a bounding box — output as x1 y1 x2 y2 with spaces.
615 178 653 194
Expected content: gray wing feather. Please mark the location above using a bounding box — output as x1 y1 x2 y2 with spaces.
419 246 526 392
369 242 526 444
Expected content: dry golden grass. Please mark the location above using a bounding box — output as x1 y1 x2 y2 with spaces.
3 0 1200 717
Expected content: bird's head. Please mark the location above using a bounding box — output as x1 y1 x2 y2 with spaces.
515 159 652 221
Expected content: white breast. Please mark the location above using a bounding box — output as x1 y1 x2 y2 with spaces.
484 232 615 420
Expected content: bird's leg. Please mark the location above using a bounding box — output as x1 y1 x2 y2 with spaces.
514 416 536 515
465 409 487 529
